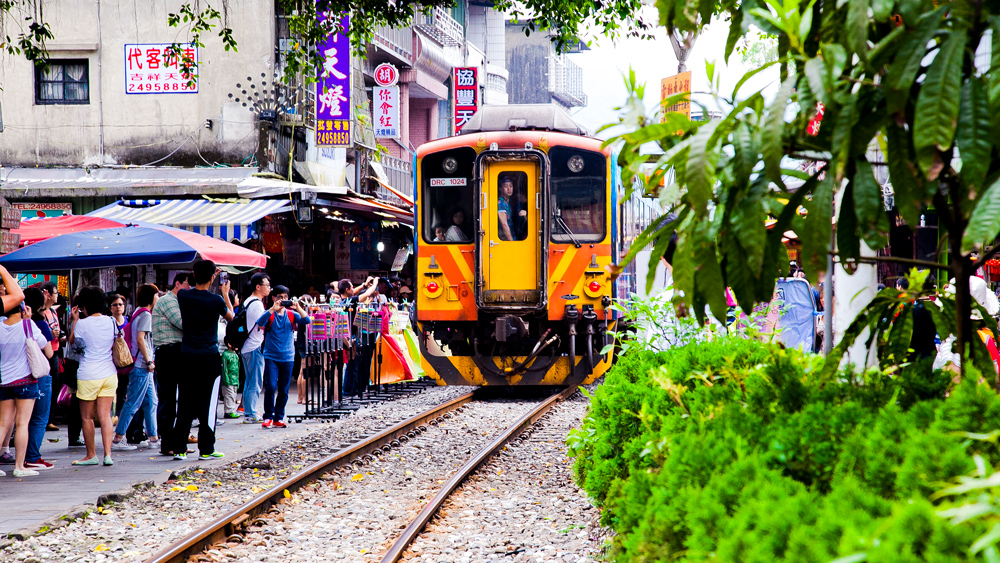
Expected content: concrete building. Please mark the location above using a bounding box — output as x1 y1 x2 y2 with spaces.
504 21 587 110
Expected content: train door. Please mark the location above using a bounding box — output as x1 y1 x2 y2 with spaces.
482 161 540 303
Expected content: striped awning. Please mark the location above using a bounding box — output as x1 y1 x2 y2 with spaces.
87 198 291 242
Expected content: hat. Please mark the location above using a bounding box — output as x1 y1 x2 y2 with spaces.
399 285 413 295
500 175 513 185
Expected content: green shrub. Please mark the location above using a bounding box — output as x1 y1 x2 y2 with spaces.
569 336 1000 562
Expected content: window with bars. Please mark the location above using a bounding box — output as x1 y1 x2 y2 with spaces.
35 60 90 104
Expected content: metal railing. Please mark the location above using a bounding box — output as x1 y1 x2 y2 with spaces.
374 154 413 208
374 24 413 62
550 56 587 107
414 7 464 47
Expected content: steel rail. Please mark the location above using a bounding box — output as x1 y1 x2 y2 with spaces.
379 385 579 563
144 391 478 563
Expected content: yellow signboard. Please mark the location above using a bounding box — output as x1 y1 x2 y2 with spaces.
660 71 692 120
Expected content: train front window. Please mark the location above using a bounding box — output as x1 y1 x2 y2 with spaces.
549 147 607 243
421 147 476 244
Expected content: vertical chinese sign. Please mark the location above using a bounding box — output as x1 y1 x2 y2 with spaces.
373 63 400 139
453 67 478 135
124 44 199 93
660 71 691 120
316 12 351 147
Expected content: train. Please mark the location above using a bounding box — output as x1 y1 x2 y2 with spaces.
412 104 658 386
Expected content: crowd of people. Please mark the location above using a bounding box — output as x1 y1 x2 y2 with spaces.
0 261 415 477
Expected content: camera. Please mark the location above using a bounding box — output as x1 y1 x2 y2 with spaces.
219 271 229 284
281 300 294 307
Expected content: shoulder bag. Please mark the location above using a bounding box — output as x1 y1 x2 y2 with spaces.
23 320 49 378
112 317 134 369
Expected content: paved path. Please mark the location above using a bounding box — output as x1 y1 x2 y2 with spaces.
0 390 326 536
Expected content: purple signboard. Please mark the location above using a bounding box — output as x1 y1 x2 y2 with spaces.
316 12 351 147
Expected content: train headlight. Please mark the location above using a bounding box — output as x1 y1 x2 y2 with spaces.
588 281 602 293
585 278 603 298
567 155 585 173
427 281 439 293
442 157 458 174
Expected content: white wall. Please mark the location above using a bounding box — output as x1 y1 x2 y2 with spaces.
0 0 272 166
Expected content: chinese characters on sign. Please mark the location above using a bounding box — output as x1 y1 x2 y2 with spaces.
373 63 399 87
374 86 399 138
660 71 691 120
125 44 199 94
316 12 351 147
453 67 478 135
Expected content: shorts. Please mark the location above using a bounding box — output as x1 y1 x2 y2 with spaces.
0 381 40 401
76 376 118 401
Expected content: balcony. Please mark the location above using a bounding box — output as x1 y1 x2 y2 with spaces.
484 64 509 105
371 154 413 208
414 7 464 47
549 56 587 108
373 24 413 64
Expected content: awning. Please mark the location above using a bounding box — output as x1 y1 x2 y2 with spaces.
87 198 291 242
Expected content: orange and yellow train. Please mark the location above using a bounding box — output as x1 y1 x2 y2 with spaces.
413 104 653 386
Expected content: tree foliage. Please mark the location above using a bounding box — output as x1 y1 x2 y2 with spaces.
612 0 1000 366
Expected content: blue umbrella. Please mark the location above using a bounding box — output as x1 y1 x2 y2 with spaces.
0 225 264 272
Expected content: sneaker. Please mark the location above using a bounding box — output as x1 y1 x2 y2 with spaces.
0 451 14 464
261 419 272 429
243 417 262 424
68 439 86 448
12 468 38 477
137 440 150 448
271 420 287 428
199 451 225 460
0 469 5 476
216 419 225 426
24 459 54 471
225 413 241 419
236 406 245 413
111 440 137 451
173 453 187 461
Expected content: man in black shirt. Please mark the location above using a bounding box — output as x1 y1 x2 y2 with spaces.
171 260 234 460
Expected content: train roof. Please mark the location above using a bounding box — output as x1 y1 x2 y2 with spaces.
459 104 589 136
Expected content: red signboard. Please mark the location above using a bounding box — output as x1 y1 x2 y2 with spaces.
453 67 478 135
373 63 399 87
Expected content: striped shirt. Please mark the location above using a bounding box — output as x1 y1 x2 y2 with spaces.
152 291 183 347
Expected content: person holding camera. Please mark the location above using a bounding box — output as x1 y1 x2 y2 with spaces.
256 285 310 428
171 261 234 460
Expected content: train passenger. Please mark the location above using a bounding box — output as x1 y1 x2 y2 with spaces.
256 286 310 429
434 225 447 242
444 208 468 242
497 176 526 241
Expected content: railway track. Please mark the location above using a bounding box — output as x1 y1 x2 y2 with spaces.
143 386 578 563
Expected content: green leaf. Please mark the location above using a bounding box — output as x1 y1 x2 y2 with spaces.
883 7 946 112
830 96 857 181
725 8 744 63
686 120 721 215
837 181 861 262
846 0 870 58
958 77 992 198
913 29 966 179
731 60 780 100
800 175 833 280
692 225 727 323
884 123 925 228
733 122 757 183
763 74 796 188
963 175 1000 252
885 302 914 364
989 17 1000 142
804 57 828 107
821 43 847 85
853 158 889 249
731 183 768 275
871 0 893 22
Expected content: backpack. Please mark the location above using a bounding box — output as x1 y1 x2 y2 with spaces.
225 298 260 353
124 307 151 359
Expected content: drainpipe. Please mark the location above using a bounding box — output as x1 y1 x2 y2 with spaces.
96 0 105 164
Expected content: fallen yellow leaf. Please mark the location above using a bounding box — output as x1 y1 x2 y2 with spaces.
186 485 199 491
94 544 109 552
283 489 291 499
351 474 364 482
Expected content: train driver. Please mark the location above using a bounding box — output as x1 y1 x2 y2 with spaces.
498 175 526 241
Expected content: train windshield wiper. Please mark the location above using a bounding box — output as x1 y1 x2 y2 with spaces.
554 214 583 248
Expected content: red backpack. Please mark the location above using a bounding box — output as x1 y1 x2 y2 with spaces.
263 310 295 339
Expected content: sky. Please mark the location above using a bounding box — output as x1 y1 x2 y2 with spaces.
565 17 780 139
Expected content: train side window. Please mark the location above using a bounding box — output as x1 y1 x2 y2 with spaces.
549 147 607 243
497 171 528 241
421 148 476 244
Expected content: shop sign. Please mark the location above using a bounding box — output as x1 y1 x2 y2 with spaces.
660 71 691 119
12 202 71 220
335 229 352 270
350 221 379 270
125 43 199 94
316 12 351 147
391 246 410 272
453 67 478 135
373 86 400 138
373 63 399 87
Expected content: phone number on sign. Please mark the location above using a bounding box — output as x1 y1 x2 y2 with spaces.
128 82 196 93
317 131 350 145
